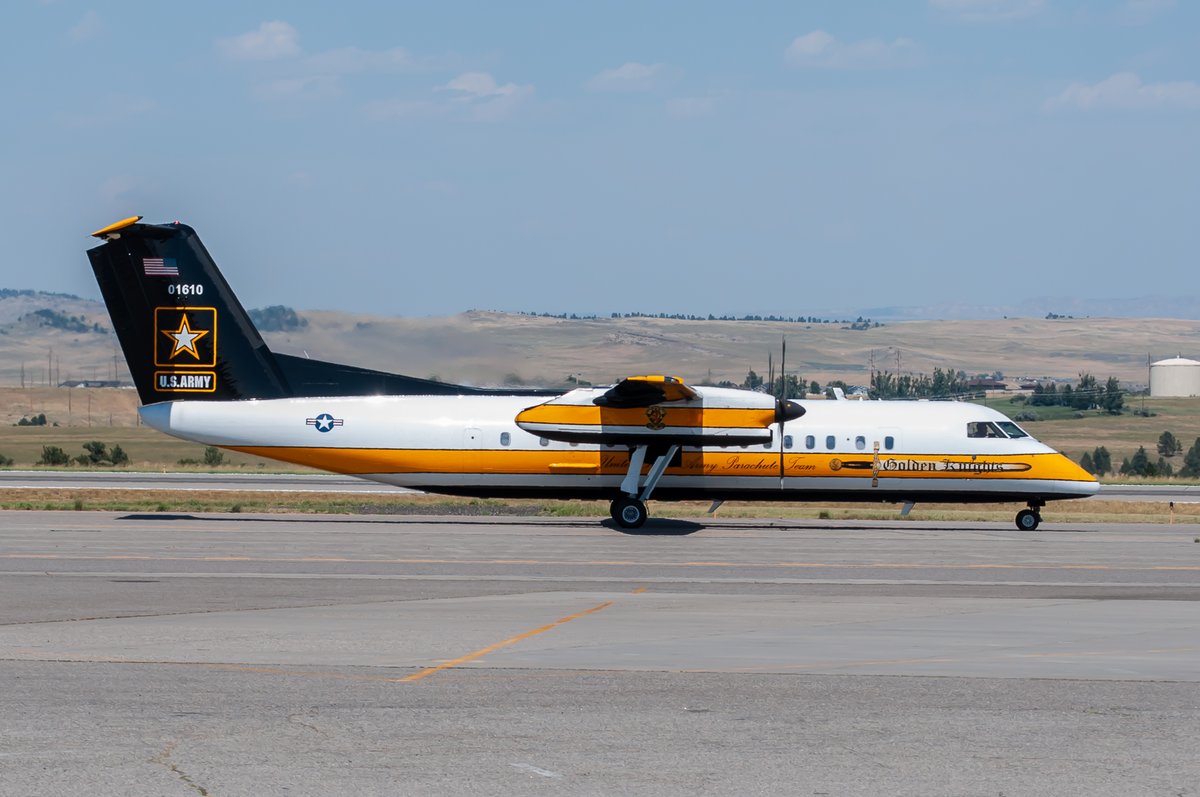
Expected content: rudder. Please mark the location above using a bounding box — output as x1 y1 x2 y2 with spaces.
88 217 290 404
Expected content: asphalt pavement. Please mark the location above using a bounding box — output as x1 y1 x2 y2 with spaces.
1 511 1198 796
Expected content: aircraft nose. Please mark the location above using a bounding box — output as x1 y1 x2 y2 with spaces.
1061 454 1100 496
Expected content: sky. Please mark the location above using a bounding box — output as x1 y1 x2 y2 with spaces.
3 0 1198 317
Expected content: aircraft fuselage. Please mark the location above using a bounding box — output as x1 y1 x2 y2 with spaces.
141 394 1098 505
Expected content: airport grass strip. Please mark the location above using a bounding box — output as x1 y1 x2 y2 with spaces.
0 488 1197 525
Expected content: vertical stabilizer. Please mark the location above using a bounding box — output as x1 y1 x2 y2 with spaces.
88 218 290 404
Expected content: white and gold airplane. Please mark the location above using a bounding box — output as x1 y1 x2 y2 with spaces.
89 217 1098 531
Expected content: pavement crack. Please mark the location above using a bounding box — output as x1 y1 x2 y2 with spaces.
288 714 324 734
150 740 214 796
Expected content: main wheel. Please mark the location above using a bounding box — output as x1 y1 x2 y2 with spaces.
1015 509 1040 531
611 497 648 529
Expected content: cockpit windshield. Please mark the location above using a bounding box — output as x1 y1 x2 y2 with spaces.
995 421 1030 439
967 420 1032 439
967 421 1006 439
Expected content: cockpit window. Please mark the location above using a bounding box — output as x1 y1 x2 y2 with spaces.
967 421 1007 439
995 421 1029 439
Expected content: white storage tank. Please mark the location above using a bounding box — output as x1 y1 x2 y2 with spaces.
1150 356 1200 397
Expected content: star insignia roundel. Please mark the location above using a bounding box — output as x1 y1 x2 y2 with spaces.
161 314 209 360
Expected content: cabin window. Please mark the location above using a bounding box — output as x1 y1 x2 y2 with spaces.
763 441 771 450
825 435 836 450
805 435 816 450
500 432 510 446
784 435 793 450
539 437 549 447
884 436 895 450
570 441 579 447
854 435 866 450
995 421 1029 439
967 421 1006 439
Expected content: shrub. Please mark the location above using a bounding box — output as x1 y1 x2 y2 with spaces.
0 452 14 467
110 445 129 466
39 446 70 466
80 441 109 465
1013 410 1039 422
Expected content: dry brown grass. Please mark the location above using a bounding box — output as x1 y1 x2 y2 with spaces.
5 300 1200 389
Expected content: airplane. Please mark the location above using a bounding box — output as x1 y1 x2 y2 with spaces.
87 216 1099 532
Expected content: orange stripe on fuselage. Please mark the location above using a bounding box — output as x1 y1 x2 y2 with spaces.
514 405 776 430
225 446 1095 483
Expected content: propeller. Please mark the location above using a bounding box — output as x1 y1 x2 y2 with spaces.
774 337 805 481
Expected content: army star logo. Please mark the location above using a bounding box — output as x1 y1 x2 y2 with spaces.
161 314 209 360
645 406 667 430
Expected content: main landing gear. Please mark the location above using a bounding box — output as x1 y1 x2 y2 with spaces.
610 496 648 529
608 444 678 530
1015 501 1044 531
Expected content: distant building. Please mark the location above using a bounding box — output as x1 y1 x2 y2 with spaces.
1149 357 1200 397
967 378 1008 391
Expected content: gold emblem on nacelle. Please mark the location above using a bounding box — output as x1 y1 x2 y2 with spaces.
645 406 667 430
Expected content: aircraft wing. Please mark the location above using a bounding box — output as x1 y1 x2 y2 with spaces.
515 375 786 447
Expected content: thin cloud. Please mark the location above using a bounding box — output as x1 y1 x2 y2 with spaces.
364 97 438 121
1044 72 1200 111
587 62 679 92
929 0 1044 22
217 21 300 62
1115 0 1176 25
440 72 533 120
67 10 103 43
253 75 339 102
665 97 717 118
305 46 412 74
59 94 154 128
785 30 921 69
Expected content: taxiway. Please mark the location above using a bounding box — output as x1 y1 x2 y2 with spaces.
2 511 1198 795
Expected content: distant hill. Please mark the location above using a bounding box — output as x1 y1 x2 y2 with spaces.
859 295 1200 322
2 290 1198 390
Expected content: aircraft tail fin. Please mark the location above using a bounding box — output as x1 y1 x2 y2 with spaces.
88 217 291 404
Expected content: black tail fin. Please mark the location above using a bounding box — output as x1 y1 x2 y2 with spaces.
89 217 293 404
88 216 555 404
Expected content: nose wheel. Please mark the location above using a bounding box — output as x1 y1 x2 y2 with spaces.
1015 508 1041 531
611 497 648 529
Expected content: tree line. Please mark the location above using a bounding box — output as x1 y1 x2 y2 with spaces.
1028 374 1124 413
1080 431 1200 478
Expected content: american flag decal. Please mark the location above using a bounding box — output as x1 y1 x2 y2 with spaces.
143 257 179 276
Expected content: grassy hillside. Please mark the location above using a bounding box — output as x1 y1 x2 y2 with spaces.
4 291 1200 389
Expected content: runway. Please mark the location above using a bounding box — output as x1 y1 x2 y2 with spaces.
2 511 1198 795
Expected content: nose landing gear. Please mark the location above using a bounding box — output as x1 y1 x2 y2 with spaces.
1015 502 1044 531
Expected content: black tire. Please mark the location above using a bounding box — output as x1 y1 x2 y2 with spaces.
1015 509 1040 531
611 497 647 529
